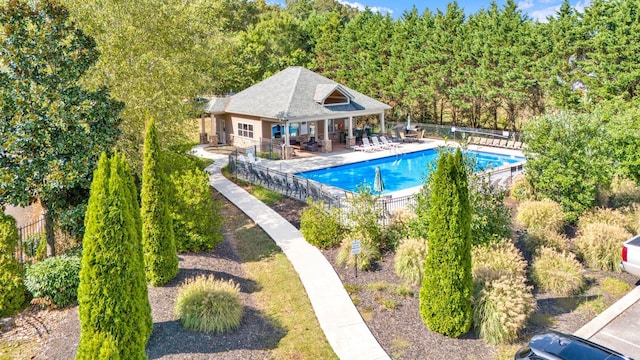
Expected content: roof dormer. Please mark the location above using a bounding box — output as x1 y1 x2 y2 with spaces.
314 84 353 106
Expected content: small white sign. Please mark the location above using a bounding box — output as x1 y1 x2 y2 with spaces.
351 240 361 255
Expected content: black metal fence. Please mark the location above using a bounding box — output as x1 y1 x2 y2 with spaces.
226 148 523 228
15 217 45 263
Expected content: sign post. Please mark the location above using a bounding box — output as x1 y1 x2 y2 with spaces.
351 240 361 278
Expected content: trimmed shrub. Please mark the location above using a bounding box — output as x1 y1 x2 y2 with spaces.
141 117 178 286
394 238 428 285
175 275 243 334
336 236 380 271
610 176 640 208
76 153 152 360
472 240 528 285
169 169 224 252
578 207 630 234
523 229 570 256
531 247 585 296
0 212 27 317
300 198 343 249
510 175 533 201
420 150 473 338
24 255 81 308
473 275 535 345
516 199 564 233
575 223 631 271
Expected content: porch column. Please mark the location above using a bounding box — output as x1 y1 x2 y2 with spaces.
321 118 331 153
209 115 219 146
346 116 356 149
283 122 293 160
379 112 385 135
200 115 207 144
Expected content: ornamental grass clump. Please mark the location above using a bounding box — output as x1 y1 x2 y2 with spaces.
622 204 640 234
610 176 640 208
472 240 528 285
510 175 533 201
516 199 565 233
175 275 243 334
523 229 570 256
578 207 630 234
336 236 380 271
394 238 428 285
473 275 535 345
575 223 631 271
531 247 585 296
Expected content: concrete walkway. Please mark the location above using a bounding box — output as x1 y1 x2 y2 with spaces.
194 146 389 360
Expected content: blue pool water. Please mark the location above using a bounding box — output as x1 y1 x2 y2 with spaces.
296 149 525 194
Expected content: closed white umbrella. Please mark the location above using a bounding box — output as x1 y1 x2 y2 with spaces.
374 166 385 194
406 115 411 130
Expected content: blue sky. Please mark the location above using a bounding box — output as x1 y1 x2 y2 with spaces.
332 0 592 22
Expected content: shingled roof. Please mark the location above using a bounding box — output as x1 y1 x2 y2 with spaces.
207 67 390 121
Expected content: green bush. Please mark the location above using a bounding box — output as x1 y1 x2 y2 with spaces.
469 175 512 246
523 229 570 256
169 169 224 252
0 212 27 317
472 240 528 285
473 275 535 345
531 247 585 296
175 275 243 333
24 255 81 308
300 198 343 249
578 207 630 234
420 150 473 338
610 176 640 208
346 187 387 251
381 208 413 250
141 117 179 286
516 199 565 233
336 236 380 271
510 175 533 201
394 238 428 285
575 223 631 271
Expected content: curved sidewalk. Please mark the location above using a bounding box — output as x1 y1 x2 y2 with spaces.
196 147 389 360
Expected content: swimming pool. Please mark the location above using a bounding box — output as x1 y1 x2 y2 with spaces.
295 149 525 194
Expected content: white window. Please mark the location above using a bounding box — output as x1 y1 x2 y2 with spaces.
237 123 254 138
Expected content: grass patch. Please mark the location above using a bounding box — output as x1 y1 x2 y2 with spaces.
601 277 632 297
391 337 411 359
576 296 607 318
343 283 362 295
493 344 522 360
227 200 337 359
360 306 374 322
367 281 391 292
393 283 415 298
375 296 399 310
250 186 283 205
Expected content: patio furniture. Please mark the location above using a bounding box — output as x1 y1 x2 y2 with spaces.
379 135 399 149
371 136 390 149
362 137 381 151
248 152 262 164
506 140 515 149
498 139 508 147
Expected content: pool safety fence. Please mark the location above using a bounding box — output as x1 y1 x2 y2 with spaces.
389 123 522 143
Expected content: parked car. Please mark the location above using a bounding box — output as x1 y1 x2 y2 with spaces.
514 331 633 360
621 235 640 277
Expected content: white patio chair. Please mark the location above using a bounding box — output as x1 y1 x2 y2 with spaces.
362 137 381 151
247 152 262 165
379 135 399 149
371 136 390 149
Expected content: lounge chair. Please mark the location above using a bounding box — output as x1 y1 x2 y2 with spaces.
506 140 515 149
362 137 380 151
490 138 500 147
498 139 508 147
513 141 523 150
379 135 399 149
416 130 425 142
371 136 390 149
399 132 407 142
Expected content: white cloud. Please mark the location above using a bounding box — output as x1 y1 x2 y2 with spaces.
531 5 561 22
338 0 393 15
518 0 535 10
575 0 592 13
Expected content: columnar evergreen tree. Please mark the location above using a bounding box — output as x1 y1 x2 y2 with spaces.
76 153 152 360
0 211 26 317
141 118 178 286
420 149 473 338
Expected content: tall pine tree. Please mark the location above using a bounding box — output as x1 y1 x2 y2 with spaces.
76 153 152 359
0 211 26 317
420 149 473 338
141 117 178 286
